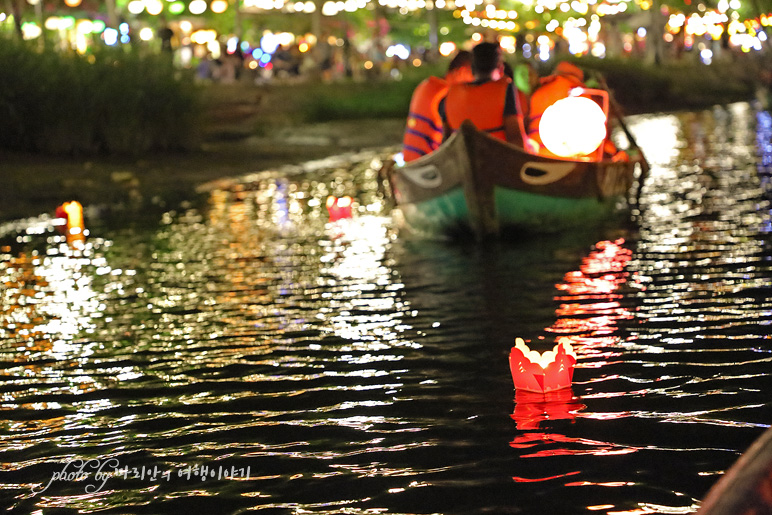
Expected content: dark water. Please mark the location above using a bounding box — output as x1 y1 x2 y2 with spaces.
1 103 771 514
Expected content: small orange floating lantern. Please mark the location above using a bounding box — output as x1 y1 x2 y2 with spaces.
509 338 576 393
55 201 86 247
326 195 353 221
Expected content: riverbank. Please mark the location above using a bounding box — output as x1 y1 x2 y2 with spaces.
1 59 765 224
0 114 406 224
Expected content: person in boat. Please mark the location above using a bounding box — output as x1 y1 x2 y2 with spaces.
511 61 540 145
526 61 628 162
440 41 523 146
526 60 585 155
401 50 474 162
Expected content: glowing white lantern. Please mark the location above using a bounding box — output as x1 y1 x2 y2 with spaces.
538 96 607 158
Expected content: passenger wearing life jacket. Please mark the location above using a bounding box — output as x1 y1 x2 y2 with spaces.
401 51 474 162
526 61 629 162
440 41 522 145
526 61 586 154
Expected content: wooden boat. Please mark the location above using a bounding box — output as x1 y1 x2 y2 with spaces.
383 120 646 239
697 426 772 514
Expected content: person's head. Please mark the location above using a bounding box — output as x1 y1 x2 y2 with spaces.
555 61 584 82
471 42 503 80
445 50 473 84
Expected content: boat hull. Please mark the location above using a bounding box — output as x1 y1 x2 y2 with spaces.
387 121 641 238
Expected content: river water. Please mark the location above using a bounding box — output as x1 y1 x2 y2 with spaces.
1 102 771 514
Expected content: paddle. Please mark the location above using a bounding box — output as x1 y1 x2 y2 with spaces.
593 72 651 208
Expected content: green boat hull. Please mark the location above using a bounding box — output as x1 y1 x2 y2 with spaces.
398 185 620 235
388 121 642 238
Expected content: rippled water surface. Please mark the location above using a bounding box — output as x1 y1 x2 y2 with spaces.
2 103 771 514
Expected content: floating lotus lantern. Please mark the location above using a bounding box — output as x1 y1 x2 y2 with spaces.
326 195 353 221
509 338 576 393
55 201 86 248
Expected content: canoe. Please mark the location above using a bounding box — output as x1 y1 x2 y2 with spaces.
384 120 646 239
697 426 772 514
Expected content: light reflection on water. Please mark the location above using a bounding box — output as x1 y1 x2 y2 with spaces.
1 105 771 514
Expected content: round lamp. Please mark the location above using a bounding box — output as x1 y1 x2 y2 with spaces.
538 96 607 158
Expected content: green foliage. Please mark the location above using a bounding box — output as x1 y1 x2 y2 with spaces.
301 80 413 120
298 63 446 122
0 37 203 155
551 56 757 113
262 53 758 126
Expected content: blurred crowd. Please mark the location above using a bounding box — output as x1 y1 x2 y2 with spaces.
192 36 416 85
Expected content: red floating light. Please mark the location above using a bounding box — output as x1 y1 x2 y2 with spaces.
326 195 353 221
509 338 576 393
55 201 86 248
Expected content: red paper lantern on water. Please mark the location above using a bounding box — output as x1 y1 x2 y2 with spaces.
55 201 86 248
509 338 576 393
326 195 353 221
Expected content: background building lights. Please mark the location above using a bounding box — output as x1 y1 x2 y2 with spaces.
127 1 144 14
189 0 208 14
103 27 119 45
139 26 154 40
438 41 456 55
211 0 229 13
1 0 770 71
169 2 186 14
145 0 164 16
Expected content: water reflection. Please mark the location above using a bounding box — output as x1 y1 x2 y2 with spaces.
511 388 585 431
0 106 771 514
505 103 772 514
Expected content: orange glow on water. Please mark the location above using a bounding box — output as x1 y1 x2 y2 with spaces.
512 470 581 483
56 201 86 248
547 238 633 339
510 387 585 430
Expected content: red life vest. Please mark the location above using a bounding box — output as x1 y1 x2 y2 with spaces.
445 79 510 140
402 76 448 162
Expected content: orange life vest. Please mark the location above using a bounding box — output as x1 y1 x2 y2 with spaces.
527 74 584 138
402 76 448 162
445 79 510 140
